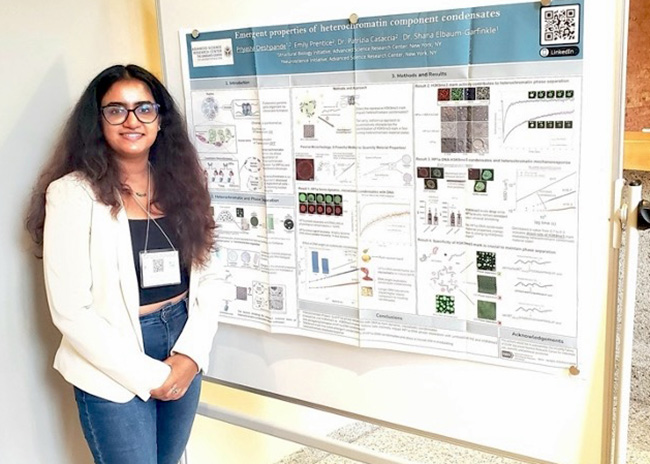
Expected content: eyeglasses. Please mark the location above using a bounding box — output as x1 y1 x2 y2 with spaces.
100 102 160 125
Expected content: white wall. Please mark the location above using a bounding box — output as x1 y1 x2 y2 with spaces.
0 3 349 462
0 1 160 462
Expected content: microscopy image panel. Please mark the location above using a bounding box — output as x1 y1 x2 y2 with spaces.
457 139 470 153
441 122 457 138
417 167 431 178
480 169 494 181
451 88 464 100
441 106 458 122
424 179 438 190
470 106 489 121
441 138 457 153
477 275 497 295
477 87 490 100
295 158 315 181
474 181 488 193
477 251 497 271
430 167 444 179
470 137 489 154
470 122 489 138
456 122 470 139
436 295 455 314
477 300 497 320
457 106 470 122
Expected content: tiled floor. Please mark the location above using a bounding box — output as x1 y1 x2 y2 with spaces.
276 403 650 464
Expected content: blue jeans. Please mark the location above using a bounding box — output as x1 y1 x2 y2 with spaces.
74 298 202 464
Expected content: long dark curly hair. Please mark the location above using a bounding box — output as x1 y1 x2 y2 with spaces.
25 64 215 269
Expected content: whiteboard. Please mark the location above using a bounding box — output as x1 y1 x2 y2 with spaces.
157 1 627 462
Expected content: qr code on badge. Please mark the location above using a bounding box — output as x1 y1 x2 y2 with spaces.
540 5 580 45
153 258 164 273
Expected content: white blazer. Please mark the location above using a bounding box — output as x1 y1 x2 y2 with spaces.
43 172 233 403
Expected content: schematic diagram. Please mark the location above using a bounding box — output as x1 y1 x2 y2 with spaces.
224 247 262 269
417 245 478 318
251 281 287 312
191 91 261 123
194 125 237 153
292 88 356 141
201 158 240 190
214 205 270 240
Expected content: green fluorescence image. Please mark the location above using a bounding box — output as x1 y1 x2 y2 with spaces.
477 300 497 320
300 99 317 117
431 168 444 179
451 88 464 100
480 169 494 181
477 275 497 295
476 251 496 271
474 181 487 193
436 295 455 314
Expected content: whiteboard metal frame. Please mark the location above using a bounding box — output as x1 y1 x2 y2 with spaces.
613 181 642 464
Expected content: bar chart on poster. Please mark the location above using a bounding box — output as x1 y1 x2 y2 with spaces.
158 0 627 462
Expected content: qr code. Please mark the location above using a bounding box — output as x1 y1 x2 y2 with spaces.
153 258 164 273
540 5 580 45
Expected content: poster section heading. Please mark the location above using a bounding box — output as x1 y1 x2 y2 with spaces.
187 1 583 78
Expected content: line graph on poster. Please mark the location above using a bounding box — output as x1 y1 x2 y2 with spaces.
496 84 579 152
514 170 577 214
359 202 413 246
361 153 414 186
499 301 558 331
514 278 555 297
508 255 553 273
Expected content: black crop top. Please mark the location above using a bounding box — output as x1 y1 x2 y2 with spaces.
128 217 190 305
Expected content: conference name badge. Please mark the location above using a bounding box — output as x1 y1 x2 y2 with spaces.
139 249 181 288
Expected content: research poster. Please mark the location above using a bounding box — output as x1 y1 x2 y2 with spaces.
180 0 584 369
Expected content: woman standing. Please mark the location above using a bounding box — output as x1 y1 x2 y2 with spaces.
26 64 227 464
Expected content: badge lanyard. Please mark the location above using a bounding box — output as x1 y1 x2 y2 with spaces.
131 163 181 288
